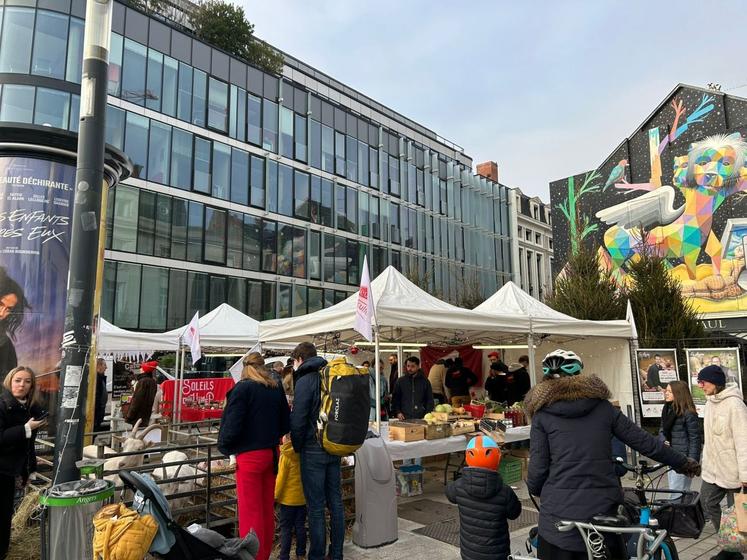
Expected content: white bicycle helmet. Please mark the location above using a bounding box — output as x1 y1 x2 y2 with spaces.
542 349 583 378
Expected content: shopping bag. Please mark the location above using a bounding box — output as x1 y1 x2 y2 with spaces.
717 506 747 553
736 489 747 533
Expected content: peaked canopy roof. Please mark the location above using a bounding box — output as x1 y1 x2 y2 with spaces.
98 303 262 355
259 266 530 344
474 281 634 339
164 303 260 348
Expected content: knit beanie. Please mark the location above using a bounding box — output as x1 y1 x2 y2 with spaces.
697 365 725 386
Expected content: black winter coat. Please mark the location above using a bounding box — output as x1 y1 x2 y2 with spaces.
525 374 687 552
218 378 290 457
446 467 521 560
289 356 327 453
660 406 701 462
445 367 478 397
0 390 42 482
94 373 108 430
391 370 434 420
484 375 508 403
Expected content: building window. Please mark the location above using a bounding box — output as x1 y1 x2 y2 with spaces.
114 263 141 328
334 131 346 176
33 88 69 129
212 142 231 200
320 178 334 227
535 233 541 246
295 114 307 162
262 98 278 152
171 128 193 190
243 215 261 272
137 190 156 255
309 119 321 169
346 135 358 181
278 164 293 217
0 8 35 74
192 69 207 127
108 34 123 96
139 266 168 330
187 271 209 317
321 124 334 173
124 112 149 178
204 207 226 264
66 17 84 84
145 49 163 112
247 93 262 146
193 137 212 194
177 63 193 122
230 148 249 206
170 198 188 260
207 77 228 132
279 106 294 158
262 219 277 273
147 121 171 185
250 154 265 208
187 201 204 262
31 10 69 80
121 39 147 105
161 56 178 117
112 185 139 252
154 194 171 258
294 170 310 220
0 85 34 123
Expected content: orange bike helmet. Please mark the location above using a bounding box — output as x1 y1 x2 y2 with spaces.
465 435 502 471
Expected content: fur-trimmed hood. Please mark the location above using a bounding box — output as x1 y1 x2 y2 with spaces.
524 374 611 419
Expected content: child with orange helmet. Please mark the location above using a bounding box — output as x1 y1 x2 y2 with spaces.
446 435 521 560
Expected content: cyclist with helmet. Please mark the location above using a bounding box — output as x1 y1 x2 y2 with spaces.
526 349 700 560
446 435 521 560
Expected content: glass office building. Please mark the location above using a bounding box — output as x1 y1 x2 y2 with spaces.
0 0 513 329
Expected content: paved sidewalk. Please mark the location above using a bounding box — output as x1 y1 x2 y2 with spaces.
341 465 723 560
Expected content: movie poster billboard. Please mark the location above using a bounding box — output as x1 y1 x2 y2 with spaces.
0 156 76 421
636 349 679 417
686 348 742 417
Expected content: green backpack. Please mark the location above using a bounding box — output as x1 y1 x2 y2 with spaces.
317 357 370 456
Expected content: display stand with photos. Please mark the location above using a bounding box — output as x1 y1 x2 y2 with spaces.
686 348 743 417
636 349 679 418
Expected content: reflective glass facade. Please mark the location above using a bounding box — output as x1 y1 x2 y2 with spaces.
0 0 512 327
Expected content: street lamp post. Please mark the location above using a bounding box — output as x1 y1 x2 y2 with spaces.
52 0 113 484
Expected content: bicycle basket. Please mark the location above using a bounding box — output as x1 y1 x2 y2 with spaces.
653 491 705 539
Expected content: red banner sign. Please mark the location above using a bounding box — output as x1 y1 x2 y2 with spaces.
161 377 235 404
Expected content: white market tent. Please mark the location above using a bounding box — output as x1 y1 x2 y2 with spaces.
474 281 637 415
98 303 263 358
258 266 531 345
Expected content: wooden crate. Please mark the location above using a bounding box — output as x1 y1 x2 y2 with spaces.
432 412 473 422
388 421 425 442
411 421 452 440
451 421 477 436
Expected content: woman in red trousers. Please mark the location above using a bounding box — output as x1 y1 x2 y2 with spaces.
218 353 290 560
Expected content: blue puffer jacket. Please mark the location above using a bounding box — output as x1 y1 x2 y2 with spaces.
525 374 687 552
660 405 702 461
289 356 328 453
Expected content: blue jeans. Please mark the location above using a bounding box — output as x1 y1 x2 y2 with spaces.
279 504 307 560
300 444 344 560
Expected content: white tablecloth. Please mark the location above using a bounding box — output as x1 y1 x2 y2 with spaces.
384 425 531 461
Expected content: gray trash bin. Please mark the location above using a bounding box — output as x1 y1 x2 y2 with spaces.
352 436 397 548
39 479 114 560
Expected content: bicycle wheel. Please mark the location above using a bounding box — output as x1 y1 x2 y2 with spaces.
657 536 679 560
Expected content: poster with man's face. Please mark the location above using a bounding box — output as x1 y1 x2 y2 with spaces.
685 348 742 417
636 349 678 417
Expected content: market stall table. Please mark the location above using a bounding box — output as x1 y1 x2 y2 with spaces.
383 425 531 461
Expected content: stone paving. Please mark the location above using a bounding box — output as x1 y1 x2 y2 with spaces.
341 464 725 560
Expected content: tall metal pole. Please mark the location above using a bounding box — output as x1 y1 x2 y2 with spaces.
52 0 113 484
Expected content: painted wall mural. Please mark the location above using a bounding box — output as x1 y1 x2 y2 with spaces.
550 85 747 314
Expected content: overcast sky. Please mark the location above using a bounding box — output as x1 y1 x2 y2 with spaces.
239 0 747 200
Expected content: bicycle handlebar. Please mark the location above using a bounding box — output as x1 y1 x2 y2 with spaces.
615 458 666 475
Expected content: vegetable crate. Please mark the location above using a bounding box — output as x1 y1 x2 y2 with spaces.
498 455 522 485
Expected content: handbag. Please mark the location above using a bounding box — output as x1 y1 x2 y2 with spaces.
717 506 747 553
735 488 747 533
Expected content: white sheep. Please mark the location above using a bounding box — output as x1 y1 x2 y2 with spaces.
152 450 199 509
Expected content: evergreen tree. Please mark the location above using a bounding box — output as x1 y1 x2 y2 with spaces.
190 0 284 75
545 242 626 320
625 249 704 347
